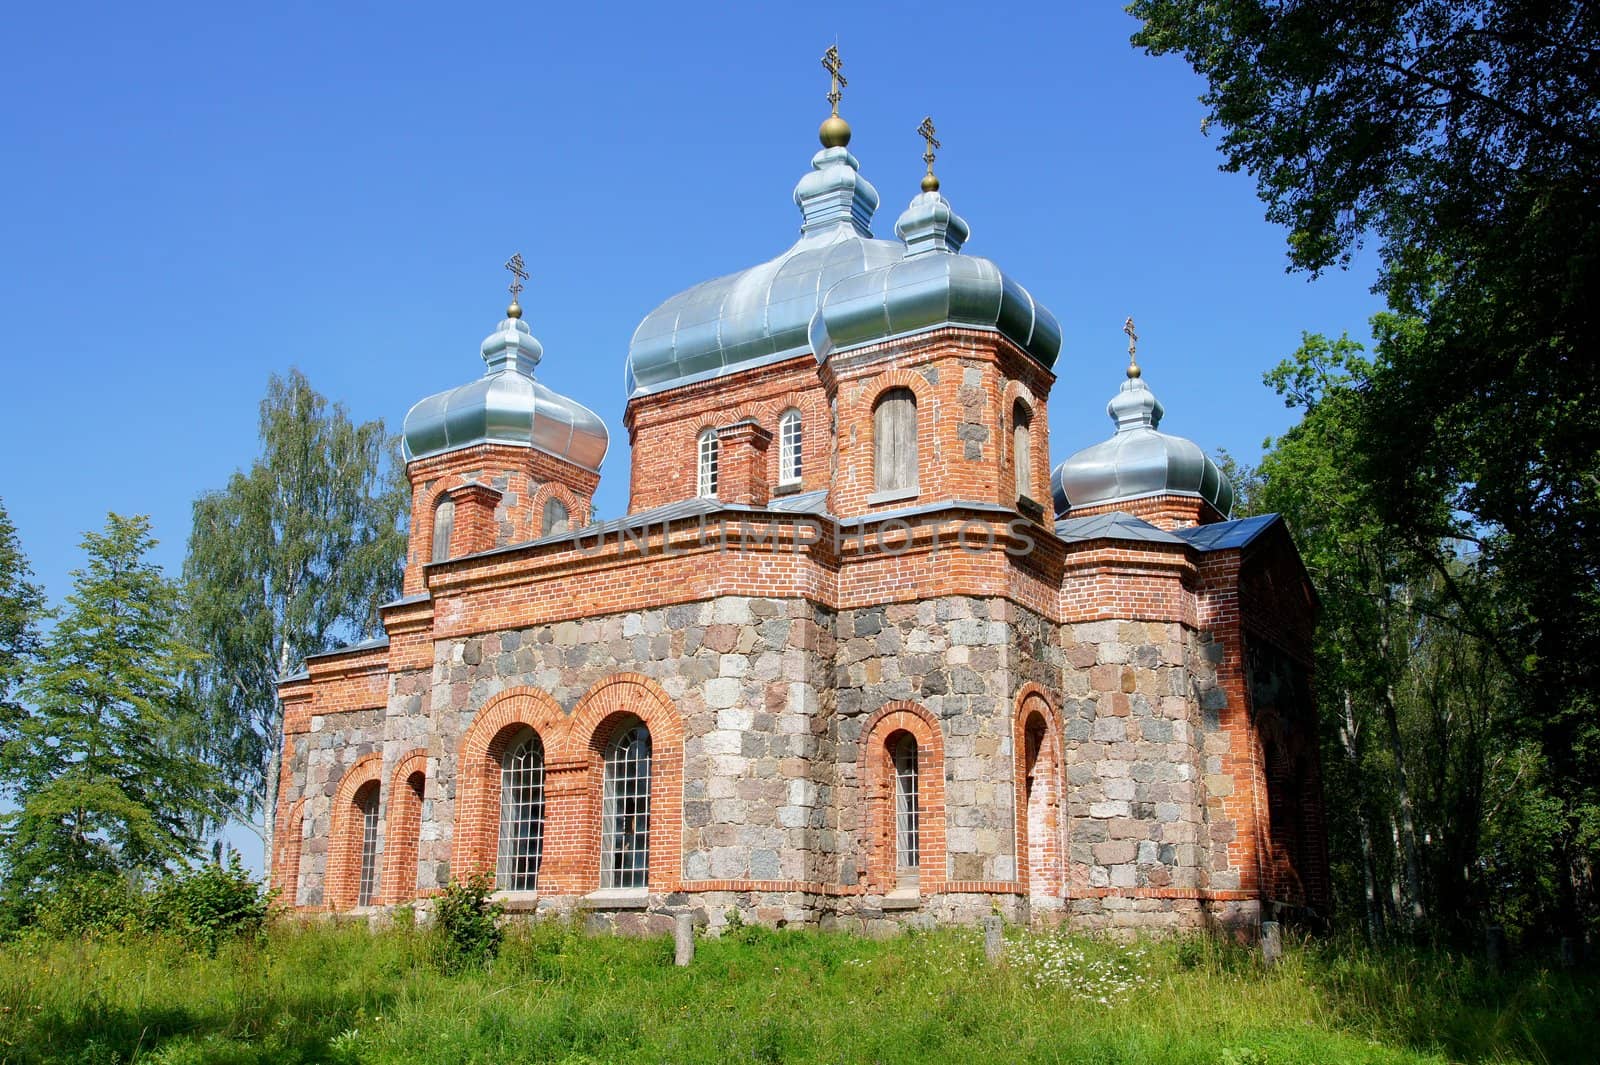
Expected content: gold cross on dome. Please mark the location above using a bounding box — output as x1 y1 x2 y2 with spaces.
1123 315 1138 360
917 115 941 175
822 44 847 116
504 253 529 302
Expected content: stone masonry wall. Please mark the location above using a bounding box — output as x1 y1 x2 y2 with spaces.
1059 619 1209 931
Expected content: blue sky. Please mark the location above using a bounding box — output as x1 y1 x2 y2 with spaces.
1 3 1381 864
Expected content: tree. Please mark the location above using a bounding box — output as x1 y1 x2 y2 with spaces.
0 498 45 752
1130 0 1600 934
183 369 406 872
0 515 224 913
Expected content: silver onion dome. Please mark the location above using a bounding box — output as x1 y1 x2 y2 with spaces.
624 144 904 398
809 188 1061 367
403 314 610 472
1050 368 1232 519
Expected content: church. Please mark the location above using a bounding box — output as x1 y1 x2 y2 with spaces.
271 51 1328 935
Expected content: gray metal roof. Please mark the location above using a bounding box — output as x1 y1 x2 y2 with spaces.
1052 371 1232 519
811 191 1061 369
301 635 391 663
403 315 610 471
625 145 903 399
1053 510 1186 545
1171 513 1280 551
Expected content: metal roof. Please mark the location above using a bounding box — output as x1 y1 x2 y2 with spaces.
1052 371 1232 519
1171 513 1281 552
811 190 1060 369
1052 510 1186 545
403 315 610 471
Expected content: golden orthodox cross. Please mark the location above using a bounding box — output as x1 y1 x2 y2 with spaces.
504 253 529 303
1123 315 1139 361
822 45 847 116
917 116 941 176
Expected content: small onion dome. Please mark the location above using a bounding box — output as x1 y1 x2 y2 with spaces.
1050 370 1232 519
624 144 902 399
402 314 609 471
808 188 1061 368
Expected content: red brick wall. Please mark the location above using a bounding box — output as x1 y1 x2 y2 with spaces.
624 357 831 512
1013 685 1065 900
858 701 947 894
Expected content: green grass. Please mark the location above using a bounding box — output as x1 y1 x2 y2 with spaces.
1 920 1593 1064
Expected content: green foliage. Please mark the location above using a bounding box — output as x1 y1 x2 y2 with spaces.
0 498 45 758
182 369 407 867
25 874 142 940
145 855 271 954
0 515 226 920
1130 0 1600 935
1 922 1595 1064
431 873 503 972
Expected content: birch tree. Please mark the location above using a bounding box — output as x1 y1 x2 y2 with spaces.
183 370 406 872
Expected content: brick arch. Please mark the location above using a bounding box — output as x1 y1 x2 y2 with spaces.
568 673 684 892
273 797 306 909
528 480 588 537
1013 684 1065 902
858 701 946 893
451 687 568 885
381 749 430 904
326 753 384 911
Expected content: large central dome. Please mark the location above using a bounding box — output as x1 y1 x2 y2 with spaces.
624 143 903 398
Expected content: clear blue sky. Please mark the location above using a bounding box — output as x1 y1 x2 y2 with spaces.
0 3 1381 866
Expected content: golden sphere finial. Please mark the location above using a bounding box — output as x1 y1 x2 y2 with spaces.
1127 359 1141 379
921 172 941 193
819 114 852 148
506 299 522 320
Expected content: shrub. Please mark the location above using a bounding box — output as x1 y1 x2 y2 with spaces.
145 854 270 954
28 873 142 939
432 873 503 971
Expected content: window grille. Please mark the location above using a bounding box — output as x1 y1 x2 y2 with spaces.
356 785 380 906
874 389 918 492
497 730 545 892
602 722 652 889
891 732 920 877
778 409 803 485
431 499 455 563
1013 401 1033 500
697 431 719 498
541 497 570 537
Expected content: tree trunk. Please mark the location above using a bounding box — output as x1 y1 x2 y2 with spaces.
1340 691 1385 940
262 640 293 880
1380 681 1427 927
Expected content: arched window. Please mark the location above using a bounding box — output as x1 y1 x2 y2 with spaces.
355 782 381 906
541 496 570 537
890 731 920 883
431 498 455 563
873 389 918 493
697 430 719 498
602 720 652 889
496 729 545 892
778 408 803 486
1013 400 1033 501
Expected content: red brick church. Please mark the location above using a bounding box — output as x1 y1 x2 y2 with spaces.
271 64 1327 934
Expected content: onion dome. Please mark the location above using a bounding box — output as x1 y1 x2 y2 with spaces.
403 309 609 471
1050 360 1232 519
809 184 1061 367
623 136 904 398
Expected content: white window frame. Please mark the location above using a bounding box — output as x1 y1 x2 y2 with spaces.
778 408 803 487
601 721 652 890
891 732 920 882
356 784 381 906
697 430 719 498
496 728 546 892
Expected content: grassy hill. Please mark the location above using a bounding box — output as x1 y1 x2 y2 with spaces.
1 919 1593 1064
